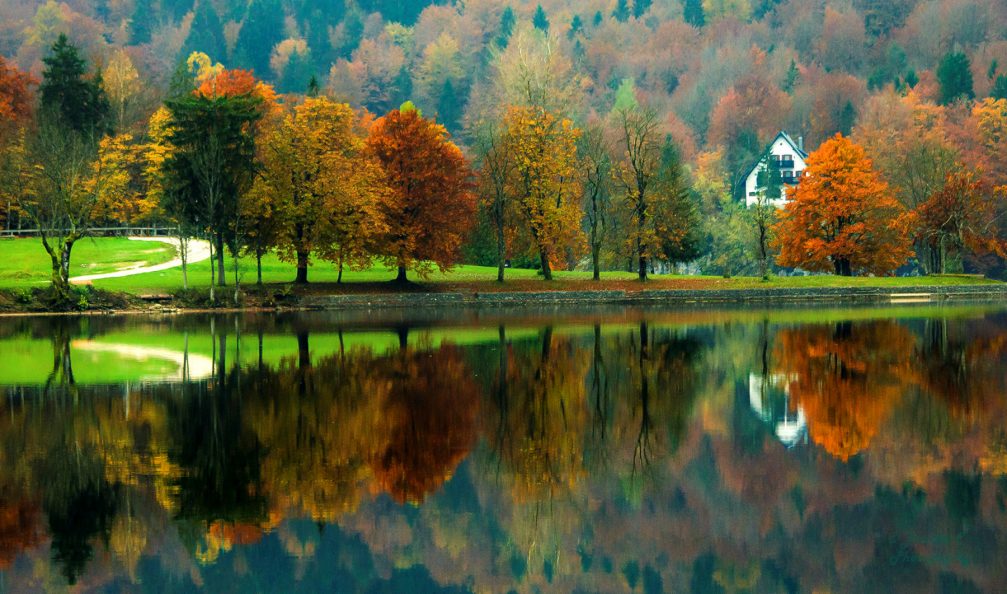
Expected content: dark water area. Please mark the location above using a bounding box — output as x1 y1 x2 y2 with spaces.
0 303 1006 593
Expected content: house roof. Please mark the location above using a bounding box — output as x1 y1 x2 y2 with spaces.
743 131 808 183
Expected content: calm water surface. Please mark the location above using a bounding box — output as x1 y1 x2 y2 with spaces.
0 304 1006 593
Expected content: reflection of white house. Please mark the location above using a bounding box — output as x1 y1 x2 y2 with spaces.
748 372 807 448
744 131 808 208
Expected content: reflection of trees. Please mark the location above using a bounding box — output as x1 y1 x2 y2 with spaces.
488 328 592 501
371 345 481 504
0 497 40 570
774 321 915 461
40 446 119 585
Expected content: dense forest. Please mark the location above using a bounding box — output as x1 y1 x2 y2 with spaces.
1 0 1007 289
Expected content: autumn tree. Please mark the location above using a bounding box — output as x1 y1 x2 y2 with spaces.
774 134 911 276
102 49 141 132
615 104 699 280
255 97 387 284
505 105 584 280
914 170 1006 273
579 124 615 280
472 119 517 282
0 57 34 231
367 104 476 283
18 122 135 300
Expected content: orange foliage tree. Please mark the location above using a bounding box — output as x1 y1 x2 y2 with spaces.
913 170 1007 273
775 321 915 461
367 103 476 283
371 346 480 504
774 134 911 276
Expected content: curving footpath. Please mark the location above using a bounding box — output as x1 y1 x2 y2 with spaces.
70 236 211 284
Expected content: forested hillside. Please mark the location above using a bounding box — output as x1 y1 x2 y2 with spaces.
3 0 1004 147
1 0 1007 283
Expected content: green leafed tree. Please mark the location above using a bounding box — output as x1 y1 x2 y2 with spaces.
162 93 262 302
39 34 110 135
233 0 285 78
533 5 550 32
937 51 974 105
179 0 227 63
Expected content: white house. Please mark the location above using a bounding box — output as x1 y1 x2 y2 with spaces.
744 131 808 208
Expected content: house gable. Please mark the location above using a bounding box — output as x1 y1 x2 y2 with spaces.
744 131 809 208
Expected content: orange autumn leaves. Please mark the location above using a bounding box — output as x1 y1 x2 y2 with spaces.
774 134 912 275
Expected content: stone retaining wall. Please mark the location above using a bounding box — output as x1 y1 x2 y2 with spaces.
299 285 1007 311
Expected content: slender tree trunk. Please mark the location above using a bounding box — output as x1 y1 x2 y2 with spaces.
395 265 408 284
638 252 648 282
496 207 506 283
215 234 226 287
179 233 189 291
208 241 216 304
539 249 553 281
337 259 344 284
592 246 601 281
256 252 262 286
295 249 309 284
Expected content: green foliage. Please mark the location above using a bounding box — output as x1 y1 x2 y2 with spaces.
533 5 550 32
39 34 110 134
992 75 1007 100
279 47 313 93
496 6 516 47
568 15 584 39
634 0 653 18
436 79 463 134
657 139 703 265
162 94 263 263
613 78 639 112
180 0 227 62
937 52 975 105
613 0 630 22
233 0 285 78
684 0 705 26
129 0 155 44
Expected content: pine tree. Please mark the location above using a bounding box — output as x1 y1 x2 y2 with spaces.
233 0 285 77
937 51 975 105
436 79 462 134
128 0 155 44
496 7 516 48
993 75 1007 101
568 15 584 39
633 0 653 18
613 0 630 22
533 5 550 32
39 34 110 134
683 0 705 27
593 11 604 26
180 0 227 62
783 59 800 93
280 49 313 93
164 0 195 22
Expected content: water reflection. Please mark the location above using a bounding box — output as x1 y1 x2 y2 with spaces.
0 306 1006 591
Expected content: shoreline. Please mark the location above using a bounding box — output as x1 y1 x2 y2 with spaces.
2 283 1006 317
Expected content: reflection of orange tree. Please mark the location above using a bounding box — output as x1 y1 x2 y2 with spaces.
370 345 481 504
775 321 915 461
0 498 41 569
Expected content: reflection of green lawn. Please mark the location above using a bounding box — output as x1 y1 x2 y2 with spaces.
0 238 176 288
0 302 1001 385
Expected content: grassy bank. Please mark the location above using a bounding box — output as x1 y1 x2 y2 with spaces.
0 237 175 288
0 237 1001 312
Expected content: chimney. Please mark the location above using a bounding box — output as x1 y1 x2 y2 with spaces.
798 136 804 151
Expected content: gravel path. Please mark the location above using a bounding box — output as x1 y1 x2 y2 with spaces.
70 236 212 284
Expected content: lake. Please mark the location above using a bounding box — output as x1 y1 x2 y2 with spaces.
0 303 1005 593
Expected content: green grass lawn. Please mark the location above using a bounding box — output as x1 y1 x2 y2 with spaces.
0 237 176 288
0 236 1001 295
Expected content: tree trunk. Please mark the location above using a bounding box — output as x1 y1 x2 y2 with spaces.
395 265 408 284
215 234 226 287
496 213 506 283
256 252 262 286
295 249 309 284
592 245 601 281
337 259 344 284
638 253 648 282
539 250 553 281
208 241 216 304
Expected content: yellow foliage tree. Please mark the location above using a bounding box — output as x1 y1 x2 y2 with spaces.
504 105 584 280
